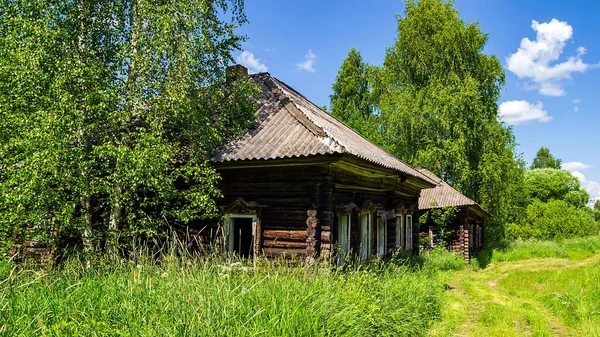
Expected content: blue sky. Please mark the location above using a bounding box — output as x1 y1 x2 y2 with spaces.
234 0 600 204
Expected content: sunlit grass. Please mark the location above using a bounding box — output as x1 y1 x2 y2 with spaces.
4 236 600 336
0 250 447 337
430 235 600 337
489 235 600 262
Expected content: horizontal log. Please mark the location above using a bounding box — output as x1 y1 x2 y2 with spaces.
262 224 306 231
321 231 332 244
263 229 308 241
263 247 307 258
321 225 331 231
263 240 307 249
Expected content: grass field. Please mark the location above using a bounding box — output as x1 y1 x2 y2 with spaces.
0 250 460 337
1 236 599 336
429 236 600 337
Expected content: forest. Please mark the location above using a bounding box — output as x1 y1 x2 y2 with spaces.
0 0 598 336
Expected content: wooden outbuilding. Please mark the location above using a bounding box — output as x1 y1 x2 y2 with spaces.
417 168 489 261
203 66 437 262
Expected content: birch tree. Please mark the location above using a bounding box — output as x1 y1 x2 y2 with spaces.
377 0 524 243
0 0 256 259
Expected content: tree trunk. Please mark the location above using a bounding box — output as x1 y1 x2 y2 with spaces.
77 0 93 252
80 177 93 250
107 183 122 259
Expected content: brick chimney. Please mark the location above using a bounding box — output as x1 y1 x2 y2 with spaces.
226 64 248 77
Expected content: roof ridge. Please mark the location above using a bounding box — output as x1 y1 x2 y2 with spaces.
267 77 346 153
269 75 436 185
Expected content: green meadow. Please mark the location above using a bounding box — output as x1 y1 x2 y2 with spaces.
2 237 600 337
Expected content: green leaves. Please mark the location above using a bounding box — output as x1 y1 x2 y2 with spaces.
329 47 385 148
376 0 521 244
530 146 562 169
0 0 256 259
505 168 597 241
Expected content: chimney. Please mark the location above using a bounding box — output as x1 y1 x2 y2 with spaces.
226 64 248 77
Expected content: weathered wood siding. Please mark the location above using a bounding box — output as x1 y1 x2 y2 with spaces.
205 155 428 260
217 159 331 259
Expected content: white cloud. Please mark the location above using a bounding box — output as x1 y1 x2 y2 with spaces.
587 181 600 206
498 100 552 125
563 166 600 207
573 98 581 112
506 19 591 96
236 51 268 74
562 161 591 171
571 170 587 183
296 49 317 72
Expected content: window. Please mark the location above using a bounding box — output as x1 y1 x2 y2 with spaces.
338 214 351 262
405 215 413 252
376 216 387 256
395 215 404 250
360 213 372 260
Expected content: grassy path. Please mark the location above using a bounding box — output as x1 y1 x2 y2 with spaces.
428 253 600 337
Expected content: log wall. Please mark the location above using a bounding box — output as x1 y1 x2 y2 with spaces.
209 155 428 260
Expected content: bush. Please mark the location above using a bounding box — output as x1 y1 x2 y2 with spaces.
506 199 599 241
421 247 466 272
524 169 588 207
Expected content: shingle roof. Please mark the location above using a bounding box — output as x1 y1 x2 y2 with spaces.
417 168 489 215
213 72 435 185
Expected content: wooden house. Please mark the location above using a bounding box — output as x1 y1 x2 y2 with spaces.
207 66 437 261
417 168 489 261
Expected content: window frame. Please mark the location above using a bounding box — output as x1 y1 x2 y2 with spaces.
337 213 352 262
395 215 404 251
224 213 258 256
376 216 387 256
360 213 372 260
405 214 413 252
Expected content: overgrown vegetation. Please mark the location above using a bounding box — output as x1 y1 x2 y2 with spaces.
506 168 598 241
3 237 599 336
1 249 453 336
431 236 600 337
0 0 257 259
419 207 458 245
486 235 600 263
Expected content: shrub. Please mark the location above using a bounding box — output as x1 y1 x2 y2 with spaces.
421 247 466 272
506 199 599 241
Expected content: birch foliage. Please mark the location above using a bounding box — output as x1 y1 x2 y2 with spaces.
0 0 256 258
377 0 524 242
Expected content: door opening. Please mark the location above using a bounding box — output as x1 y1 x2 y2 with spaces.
232 217 253 258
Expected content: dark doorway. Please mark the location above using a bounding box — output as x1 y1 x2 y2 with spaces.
232 217 253 258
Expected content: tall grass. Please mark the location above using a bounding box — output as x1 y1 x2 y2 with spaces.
488 235 600 262
0 248 450 336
